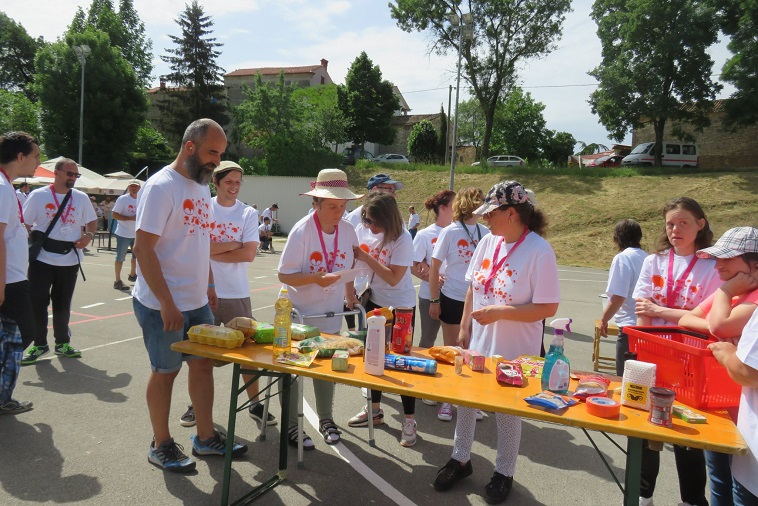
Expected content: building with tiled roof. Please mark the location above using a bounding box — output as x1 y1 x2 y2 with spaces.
224 59 333 106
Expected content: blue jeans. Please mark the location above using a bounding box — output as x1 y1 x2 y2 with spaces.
734 479 758 506
133 298 213 374
115 235 134 262
706 450 734 506
0 316 22 404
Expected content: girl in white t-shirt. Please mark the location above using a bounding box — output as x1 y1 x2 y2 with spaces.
347 192 419 448
632 197 721 506
433 181 559 504
412 189 455 348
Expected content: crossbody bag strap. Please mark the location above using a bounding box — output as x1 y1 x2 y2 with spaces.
41 190 72 240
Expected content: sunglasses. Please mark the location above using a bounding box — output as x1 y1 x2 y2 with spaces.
375 185 396 193
57 169 82 178
361 215 375 226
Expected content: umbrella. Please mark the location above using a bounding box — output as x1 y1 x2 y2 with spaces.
104 171 133 179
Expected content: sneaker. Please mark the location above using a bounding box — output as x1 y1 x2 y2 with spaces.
127 274 137 282
434 458 473 491
54 343 81 358
191 430 248 458
400 418 417 447
639 498 654 506
248 402 277 426
484 472 513 504
113 280 130 291
21 345 50 365
0 399 33 415
476 409 484 421
347 406 384 427
148 438 196 473
438 403 453 421
180 405 195 427
422 399 438 406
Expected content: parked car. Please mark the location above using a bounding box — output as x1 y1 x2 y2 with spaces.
621 141 698 167
373 153 410 164
584 155 624 168
471 155 525 167
342 147 375 166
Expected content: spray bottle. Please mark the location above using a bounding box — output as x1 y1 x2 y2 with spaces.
541 318 572 394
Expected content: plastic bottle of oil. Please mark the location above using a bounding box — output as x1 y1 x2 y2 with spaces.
273 287 292 358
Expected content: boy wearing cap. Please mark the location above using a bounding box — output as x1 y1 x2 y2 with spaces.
345 173 403 228
112 180 141 290
277 168 361 449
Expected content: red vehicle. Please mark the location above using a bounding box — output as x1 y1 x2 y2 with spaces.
585 155 624 167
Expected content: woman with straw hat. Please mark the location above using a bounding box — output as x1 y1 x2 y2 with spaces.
277 168 362 449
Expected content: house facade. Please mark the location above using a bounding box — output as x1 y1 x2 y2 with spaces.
224 59 333 106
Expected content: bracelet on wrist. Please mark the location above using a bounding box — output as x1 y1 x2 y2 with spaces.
85 231 94 239
208 283 215 288
429 298 440 304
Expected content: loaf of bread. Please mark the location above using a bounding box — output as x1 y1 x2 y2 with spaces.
429 346 463 364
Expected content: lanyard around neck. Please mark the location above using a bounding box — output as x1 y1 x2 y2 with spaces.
0 168 24 225
49 185 73 224
483 227 529 293
666 248 698 308
313 212 339 273
459 220 482 248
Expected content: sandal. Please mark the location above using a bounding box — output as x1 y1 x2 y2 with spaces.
319 418 342 445
287 426 315 451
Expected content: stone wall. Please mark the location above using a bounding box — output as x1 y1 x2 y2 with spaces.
376 113 444 158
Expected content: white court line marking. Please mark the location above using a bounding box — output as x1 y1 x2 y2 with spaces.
252 304 274 312
81 303 105 309
253 276 267 279
31 336 143 363
302 401 416 506
559 278 605 283
115 296 133 301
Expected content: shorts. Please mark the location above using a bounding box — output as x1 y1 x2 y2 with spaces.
439 291 465 325
214 297 252 326
115 235 135 262
133 298 213 374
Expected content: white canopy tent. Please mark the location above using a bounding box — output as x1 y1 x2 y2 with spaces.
37 157 136 195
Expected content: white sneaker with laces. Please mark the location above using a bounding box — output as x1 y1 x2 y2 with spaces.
400 418 417 447
421 399 437 406
437 403 453 421
475 409 484 421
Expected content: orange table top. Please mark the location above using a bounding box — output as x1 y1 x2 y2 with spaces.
172 339 747 455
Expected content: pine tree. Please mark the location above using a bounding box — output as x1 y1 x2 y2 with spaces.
158 0 228 145
118 0 153 85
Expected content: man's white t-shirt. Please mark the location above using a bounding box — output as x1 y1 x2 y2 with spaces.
258 223 271 237
278 214 358 334
605 247 648 327
408 212 420 231
732 309 758 496
632 250 721 327
355 223 416 308
261 207 275 223
413 223 445 300
211 199 259 299
112 193 138 239
23 186 97 267
15 189 27 207
432 221 490 301
132 167 213 312
466 232 560 359
345 205 363 228
1 177 28 283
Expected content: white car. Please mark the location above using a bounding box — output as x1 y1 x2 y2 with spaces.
472 155 525 167
373 153 410 164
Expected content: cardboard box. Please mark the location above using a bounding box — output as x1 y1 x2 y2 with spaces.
331 350 349 371
463 349 485 372
226 317 256 339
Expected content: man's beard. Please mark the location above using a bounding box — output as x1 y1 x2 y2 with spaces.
65 180 75 189
185 153 215 185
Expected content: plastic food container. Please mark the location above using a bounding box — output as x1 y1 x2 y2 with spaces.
188 324 245 349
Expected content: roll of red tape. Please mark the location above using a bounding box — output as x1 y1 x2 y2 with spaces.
586 396 621 418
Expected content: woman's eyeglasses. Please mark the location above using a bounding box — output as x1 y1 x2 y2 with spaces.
362 215 375 226
56 169 81 179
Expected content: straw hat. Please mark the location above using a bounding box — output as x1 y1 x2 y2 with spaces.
301 168 363 200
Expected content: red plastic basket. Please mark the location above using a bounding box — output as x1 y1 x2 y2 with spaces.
626 326 741 409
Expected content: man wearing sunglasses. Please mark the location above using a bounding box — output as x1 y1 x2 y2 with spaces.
22 159 97 365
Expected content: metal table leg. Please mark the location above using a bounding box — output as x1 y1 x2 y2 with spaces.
624 437 643 506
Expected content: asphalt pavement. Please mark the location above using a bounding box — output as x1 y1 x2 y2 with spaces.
0 238 685 505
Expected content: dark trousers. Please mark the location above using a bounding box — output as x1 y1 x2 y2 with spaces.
640 442 708 505
28 261 79 347
0 280 36 350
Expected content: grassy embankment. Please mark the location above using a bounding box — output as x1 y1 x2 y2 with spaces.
343 164 758 269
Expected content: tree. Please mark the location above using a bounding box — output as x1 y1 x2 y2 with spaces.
33 30 148 171
391 0 572 159
718 0 758 128
292 84 349 151
490 88 546 162
589 0 721 165
408 119 438 163
437 105 448 162
456 97 485 157
337 52 399 149
159 0 228 145
0 12 43 99
0 90 41 138
541 130 576 166
128 122 174 172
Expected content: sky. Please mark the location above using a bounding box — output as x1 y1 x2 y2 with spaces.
4 0 737 150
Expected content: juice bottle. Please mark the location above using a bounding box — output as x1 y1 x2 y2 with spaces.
273 287 292 358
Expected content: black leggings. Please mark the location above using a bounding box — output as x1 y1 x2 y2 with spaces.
640 442 707 505
364 299 416 416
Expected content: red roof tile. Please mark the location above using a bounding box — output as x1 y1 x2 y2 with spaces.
225 65 323 77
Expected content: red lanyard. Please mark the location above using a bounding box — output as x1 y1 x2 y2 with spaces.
0 168 24 224
49 184 73 224
483 227 529 293
666 248 698 308
313 213 339 273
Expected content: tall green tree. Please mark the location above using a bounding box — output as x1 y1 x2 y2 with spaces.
437 105 448 162
589 0 721 165
0 12 43 99
718 0 758 128
490 88 546 161
337 52 399 149
128 122 174 172
408 119 439 163
159 0 228 144
391 0 572 159
456 97 485 157
33 30 147 171
541 130 576 166
0 90 41 138
292 84 349 151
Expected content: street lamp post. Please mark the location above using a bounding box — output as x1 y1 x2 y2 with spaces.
448 13 473 191
74 45 91 165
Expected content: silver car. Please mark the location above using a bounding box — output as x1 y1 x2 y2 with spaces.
472 155 525 167
373 153 410 164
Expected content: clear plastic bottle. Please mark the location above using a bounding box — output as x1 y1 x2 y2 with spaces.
273 287 292 358
364 309 386 376
541 318 572 394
